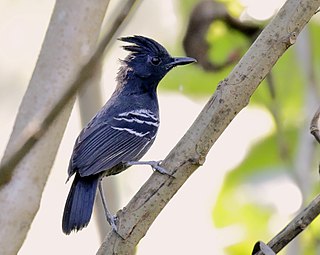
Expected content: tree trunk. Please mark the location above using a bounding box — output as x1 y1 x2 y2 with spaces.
0 1 109 254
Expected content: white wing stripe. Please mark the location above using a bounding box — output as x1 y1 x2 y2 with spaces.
113 116 159 127
111 126 150 137
118 109 158 121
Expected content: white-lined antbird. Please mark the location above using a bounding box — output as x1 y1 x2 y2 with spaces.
62 35 196 234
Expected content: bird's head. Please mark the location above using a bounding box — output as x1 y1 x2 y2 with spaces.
117 35 196 86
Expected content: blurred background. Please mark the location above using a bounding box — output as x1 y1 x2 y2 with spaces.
1 0 320 254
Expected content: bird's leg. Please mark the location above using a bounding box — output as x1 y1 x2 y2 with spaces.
98 181 118 232
126 160 173 177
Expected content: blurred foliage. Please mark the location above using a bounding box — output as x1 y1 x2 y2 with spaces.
178 0 244 19
164 0 258 97
206 20 248 65
167 0 320 254
218 0 245 17
213 130 297 253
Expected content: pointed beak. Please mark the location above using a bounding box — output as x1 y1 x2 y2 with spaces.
166 57 196 70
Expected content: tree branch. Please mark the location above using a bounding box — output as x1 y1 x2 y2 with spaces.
97 0 320 254
253 194 320 254
310 105 320 143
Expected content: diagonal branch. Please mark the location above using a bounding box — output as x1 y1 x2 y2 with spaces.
97 0 320 254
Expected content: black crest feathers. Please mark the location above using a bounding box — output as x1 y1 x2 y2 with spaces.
118 35 169 56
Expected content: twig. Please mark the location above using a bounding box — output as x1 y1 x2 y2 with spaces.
253 194 320 255
310 105 320 143
0 0 141 186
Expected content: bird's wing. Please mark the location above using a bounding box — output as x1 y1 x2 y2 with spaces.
69 119 156 178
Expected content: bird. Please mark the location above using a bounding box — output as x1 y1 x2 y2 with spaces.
62 35 196 235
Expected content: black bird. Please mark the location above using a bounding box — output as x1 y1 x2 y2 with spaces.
62 35 196 234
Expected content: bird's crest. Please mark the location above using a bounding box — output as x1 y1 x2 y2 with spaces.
119 35 169 57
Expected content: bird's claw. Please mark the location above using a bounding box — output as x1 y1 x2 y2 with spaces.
150 161 174 178
108 215 118 232
126 160 174 177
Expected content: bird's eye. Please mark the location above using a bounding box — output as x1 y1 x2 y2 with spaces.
150 57 161 66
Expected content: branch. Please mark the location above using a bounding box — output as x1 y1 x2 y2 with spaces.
310 105 320 143
97 0 320 254
258 29 320 253
253 194 320 254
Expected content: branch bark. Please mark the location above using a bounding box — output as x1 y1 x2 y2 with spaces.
97 0 320 254
0 1 109 254
310 106 320 143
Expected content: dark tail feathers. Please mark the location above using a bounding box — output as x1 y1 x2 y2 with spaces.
62 173 99 234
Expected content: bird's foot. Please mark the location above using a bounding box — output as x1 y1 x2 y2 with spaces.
106 214 126 239
107 214 118 232
148 160 168 174
127 160 174 177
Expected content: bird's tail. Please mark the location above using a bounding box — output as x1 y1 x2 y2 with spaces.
62 173 99 234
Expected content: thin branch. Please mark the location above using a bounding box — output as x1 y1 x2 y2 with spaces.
0 0 141 186
310 105 320 143
97 0 320 254
253 194 320 255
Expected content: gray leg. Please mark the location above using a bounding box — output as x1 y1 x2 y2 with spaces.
98 181 118 231
126 160 173 176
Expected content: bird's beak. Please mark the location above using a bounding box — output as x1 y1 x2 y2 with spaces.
166 57 196 70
